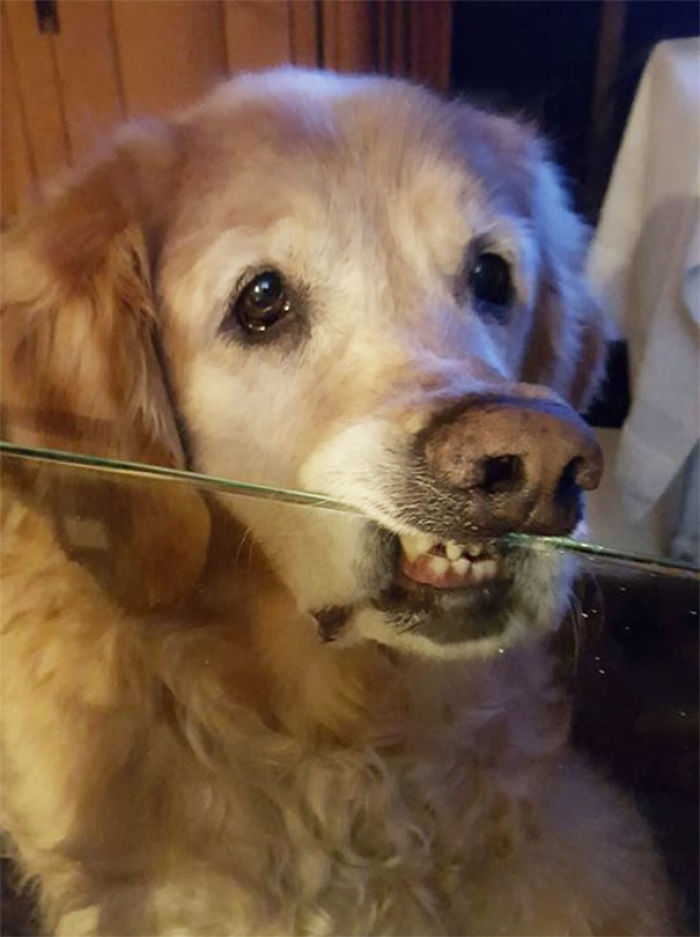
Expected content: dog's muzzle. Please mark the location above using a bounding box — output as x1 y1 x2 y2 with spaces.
316 387 602 650
363 388 602 647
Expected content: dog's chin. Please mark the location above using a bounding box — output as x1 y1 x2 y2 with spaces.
334 526 570 659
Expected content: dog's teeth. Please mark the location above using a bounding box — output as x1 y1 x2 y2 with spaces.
472 559 498 583
445 541 462 561
416 532 438 553
399 538 421 562
399 532 437 562
400 532 497 587
427 555 449 576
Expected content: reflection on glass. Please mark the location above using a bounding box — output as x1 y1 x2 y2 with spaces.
2 441 697 575
0 442 697 936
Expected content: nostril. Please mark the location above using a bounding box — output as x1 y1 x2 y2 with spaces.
555 457 586 526
558 454 602 494
477 454 524 494
557 457 581 495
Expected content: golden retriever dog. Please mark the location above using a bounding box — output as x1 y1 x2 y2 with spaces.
1 69 676 935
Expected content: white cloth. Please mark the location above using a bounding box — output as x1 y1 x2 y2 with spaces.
670 443 699 563
587 38 700 549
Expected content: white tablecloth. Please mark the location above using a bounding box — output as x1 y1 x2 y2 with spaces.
587 37 700 562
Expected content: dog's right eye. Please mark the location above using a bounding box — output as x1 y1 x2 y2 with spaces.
468 253 512 309
232 270 291 334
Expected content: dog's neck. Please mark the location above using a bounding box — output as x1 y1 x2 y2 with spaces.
177 503 406 749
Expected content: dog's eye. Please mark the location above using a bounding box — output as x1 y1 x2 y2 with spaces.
468 253 512 308
235 271 291 333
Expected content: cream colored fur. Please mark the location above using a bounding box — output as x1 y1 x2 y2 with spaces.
1 69 676 935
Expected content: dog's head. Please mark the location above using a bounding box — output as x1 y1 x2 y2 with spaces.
1 69 606 656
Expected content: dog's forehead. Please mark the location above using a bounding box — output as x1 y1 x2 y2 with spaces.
172 74 484 250
183 70 463 176
158 71 539 324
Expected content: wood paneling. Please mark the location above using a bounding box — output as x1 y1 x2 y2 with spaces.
377 0 409 78
0 0 452 223
584 0 627 214
223 0 291 73
3 0 70 178
289 0 318 67
407 0 452 93
1 5 36 219
51 0 124 156
111 0 226 116
321 0 376 73
320 0 451 90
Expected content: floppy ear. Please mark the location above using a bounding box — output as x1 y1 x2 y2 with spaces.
520 151 610 414
454 105 608 413
1 127 210 611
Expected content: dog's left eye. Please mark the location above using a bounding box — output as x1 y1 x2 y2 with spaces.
234 270 291 333
468 253 512 309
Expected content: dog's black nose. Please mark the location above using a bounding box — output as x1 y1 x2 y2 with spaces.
422 393 603 536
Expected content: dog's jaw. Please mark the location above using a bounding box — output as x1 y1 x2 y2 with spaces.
216 482 571 661
347 524 570 659
285 419 569 658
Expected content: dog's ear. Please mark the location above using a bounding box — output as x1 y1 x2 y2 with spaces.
520 149 610 414
1 124 211 611
455 104 608 414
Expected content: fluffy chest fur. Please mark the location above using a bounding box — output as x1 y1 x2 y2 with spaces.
1 496 587 937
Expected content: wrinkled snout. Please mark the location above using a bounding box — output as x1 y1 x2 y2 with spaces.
421 393 603 537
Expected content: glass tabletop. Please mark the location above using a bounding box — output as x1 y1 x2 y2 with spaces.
2 440 697 579
1 439 697 933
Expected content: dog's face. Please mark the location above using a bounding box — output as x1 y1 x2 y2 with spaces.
1 70 606 657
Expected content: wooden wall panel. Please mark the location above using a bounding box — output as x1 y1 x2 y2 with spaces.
51 0 124 157
407 0 452 94
1 0 451 224
3 0 70 178
289 0 318 67
1 5 36 220
377 0 409 78
320 0 451 89
321 0 376 73
223 0 292 73
111 0 227 116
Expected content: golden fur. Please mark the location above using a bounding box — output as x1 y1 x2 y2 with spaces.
1 69 676 935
